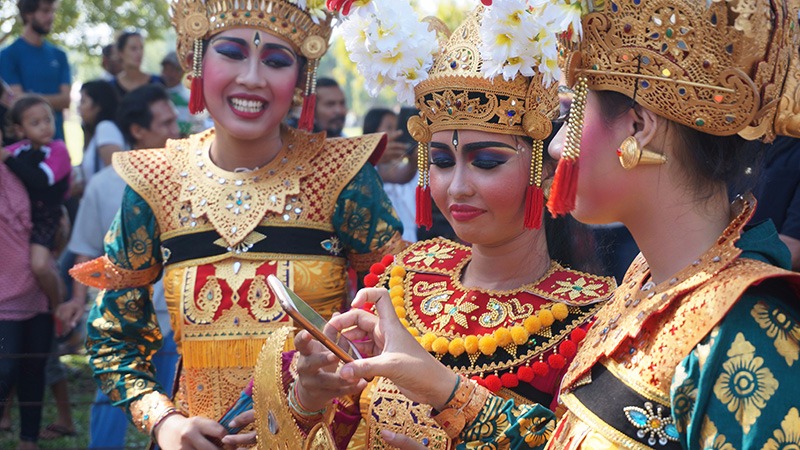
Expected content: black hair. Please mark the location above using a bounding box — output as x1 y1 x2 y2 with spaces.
116 31 142 52
316 77 340 89
17 0 54 24
80 80 120 136
116 84 170 146
102 44 115 58
8 94 49 127
594 90 759 200
362 108 395 134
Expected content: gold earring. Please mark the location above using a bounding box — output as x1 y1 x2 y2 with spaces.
617 136 667 170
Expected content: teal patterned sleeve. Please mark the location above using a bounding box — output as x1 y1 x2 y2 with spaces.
85 186 165 418
458 395 556 449
333 164 403 265
670 290 800 449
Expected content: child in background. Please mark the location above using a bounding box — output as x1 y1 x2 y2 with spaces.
1 95 71 310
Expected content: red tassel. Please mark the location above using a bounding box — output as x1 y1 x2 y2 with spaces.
546 157 579 217
501 372 519 388
298 93 317 132
189 76 205 115
415 185 432 230
484 374 503 393
517 366 535 383
524 185 544 229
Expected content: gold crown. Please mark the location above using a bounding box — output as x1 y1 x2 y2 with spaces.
408 8 558 143
171 0 334 72
567 0 800 141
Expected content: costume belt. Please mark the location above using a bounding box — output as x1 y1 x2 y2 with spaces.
561 364 681 449
161 225 345 265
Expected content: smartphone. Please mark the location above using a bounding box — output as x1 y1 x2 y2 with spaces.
267 275 363 363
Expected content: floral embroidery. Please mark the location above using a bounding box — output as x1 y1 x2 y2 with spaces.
127 226 154 269
462 396 510 445
712 333 778 433
517 415 554 447
430 292 480 330
623 401 680 446
751 301 800 367
407 242 456 266
551 277 604 301
761 407 800 450
698 416 735 450
671 364 697 433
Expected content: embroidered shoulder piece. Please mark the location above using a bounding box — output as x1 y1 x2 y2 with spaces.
114 128 387 247
70 255 161 290
382 237 614 387
562 195 800 392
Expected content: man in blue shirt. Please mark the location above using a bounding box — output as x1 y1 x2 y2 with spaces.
0 0 71 141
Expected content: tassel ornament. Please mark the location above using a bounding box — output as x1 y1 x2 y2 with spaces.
547 76 587 217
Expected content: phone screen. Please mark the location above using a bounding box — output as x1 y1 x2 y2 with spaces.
267 275 363 362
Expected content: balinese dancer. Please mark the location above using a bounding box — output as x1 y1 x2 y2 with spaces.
72 0 403 448
248 4 613 449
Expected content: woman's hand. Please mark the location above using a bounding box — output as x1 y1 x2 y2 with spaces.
154 413 227 450
380 430 430 449
330 288 459 411
294 329 367 412
220 410 256 449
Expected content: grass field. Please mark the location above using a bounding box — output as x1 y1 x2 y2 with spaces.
0 352 150 449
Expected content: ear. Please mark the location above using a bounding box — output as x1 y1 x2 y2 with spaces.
184 52 194 72
631 105 661 149
130 123 147 143
13 123 24 139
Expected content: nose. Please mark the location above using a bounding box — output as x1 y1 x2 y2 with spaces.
236 59 267 89
548 122 567 160
446 165 475 199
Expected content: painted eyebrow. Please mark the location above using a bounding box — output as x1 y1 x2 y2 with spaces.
209 36 248 46
461 141 517 152
429 142 451 151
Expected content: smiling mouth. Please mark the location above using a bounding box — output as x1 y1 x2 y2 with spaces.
229 98 266 114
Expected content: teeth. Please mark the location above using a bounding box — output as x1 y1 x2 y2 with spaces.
230 98 265 113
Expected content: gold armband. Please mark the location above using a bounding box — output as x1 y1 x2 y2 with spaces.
432 375 491 440
70 255 161 290
130 391 178 436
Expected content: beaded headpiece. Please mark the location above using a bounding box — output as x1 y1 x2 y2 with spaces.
338 1 581 229
547 0 800 216
171 0 335 130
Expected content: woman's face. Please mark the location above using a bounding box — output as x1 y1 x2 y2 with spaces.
120 34 144 69
430 129 531 246
78 91 99 126
548 90 632 224
377 113 398 134
202 28 300 142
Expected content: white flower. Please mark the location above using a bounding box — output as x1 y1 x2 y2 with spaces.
339 0 436 104
286 0 328 24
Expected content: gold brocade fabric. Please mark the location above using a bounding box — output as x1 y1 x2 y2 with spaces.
112 127 383 421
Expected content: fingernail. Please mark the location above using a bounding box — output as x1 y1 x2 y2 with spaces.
381 430 395 440
340 365 353 380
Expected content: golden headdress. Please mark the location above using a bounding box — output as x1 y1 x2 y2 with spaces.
547 0 800 216
339 1 581 229
171 0 335 130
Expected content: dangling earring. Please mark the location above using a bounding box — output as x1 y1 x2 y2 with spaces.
524 140 544 229
415 141 432 230
616 136 667 170
548 76 587 217
189 39 205 114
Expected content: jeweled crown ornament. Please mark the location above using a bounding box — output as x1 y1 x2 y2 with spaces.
171 0 335 129
548 0 800 216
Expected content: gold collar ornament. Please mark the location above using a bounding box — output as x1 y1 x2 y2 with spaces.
171 0 334 130
548 0 800 216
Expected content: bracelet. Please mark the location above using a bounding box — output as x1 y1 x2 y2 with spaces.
150 407 186 440
431 375 489 439
288 381 327 417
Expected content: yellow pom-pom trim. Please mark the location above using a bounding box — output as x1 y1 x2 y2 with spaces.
478 335 498 356
494 328 512 347
421 333 437 352
538 309 555 327
389 285 404 298
432 337 450 355
510 326 529 345
552 303 569 321
464 335 480 354
390 265 406 277
379 264 574 360
524 315 542 334
448 337 466 357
